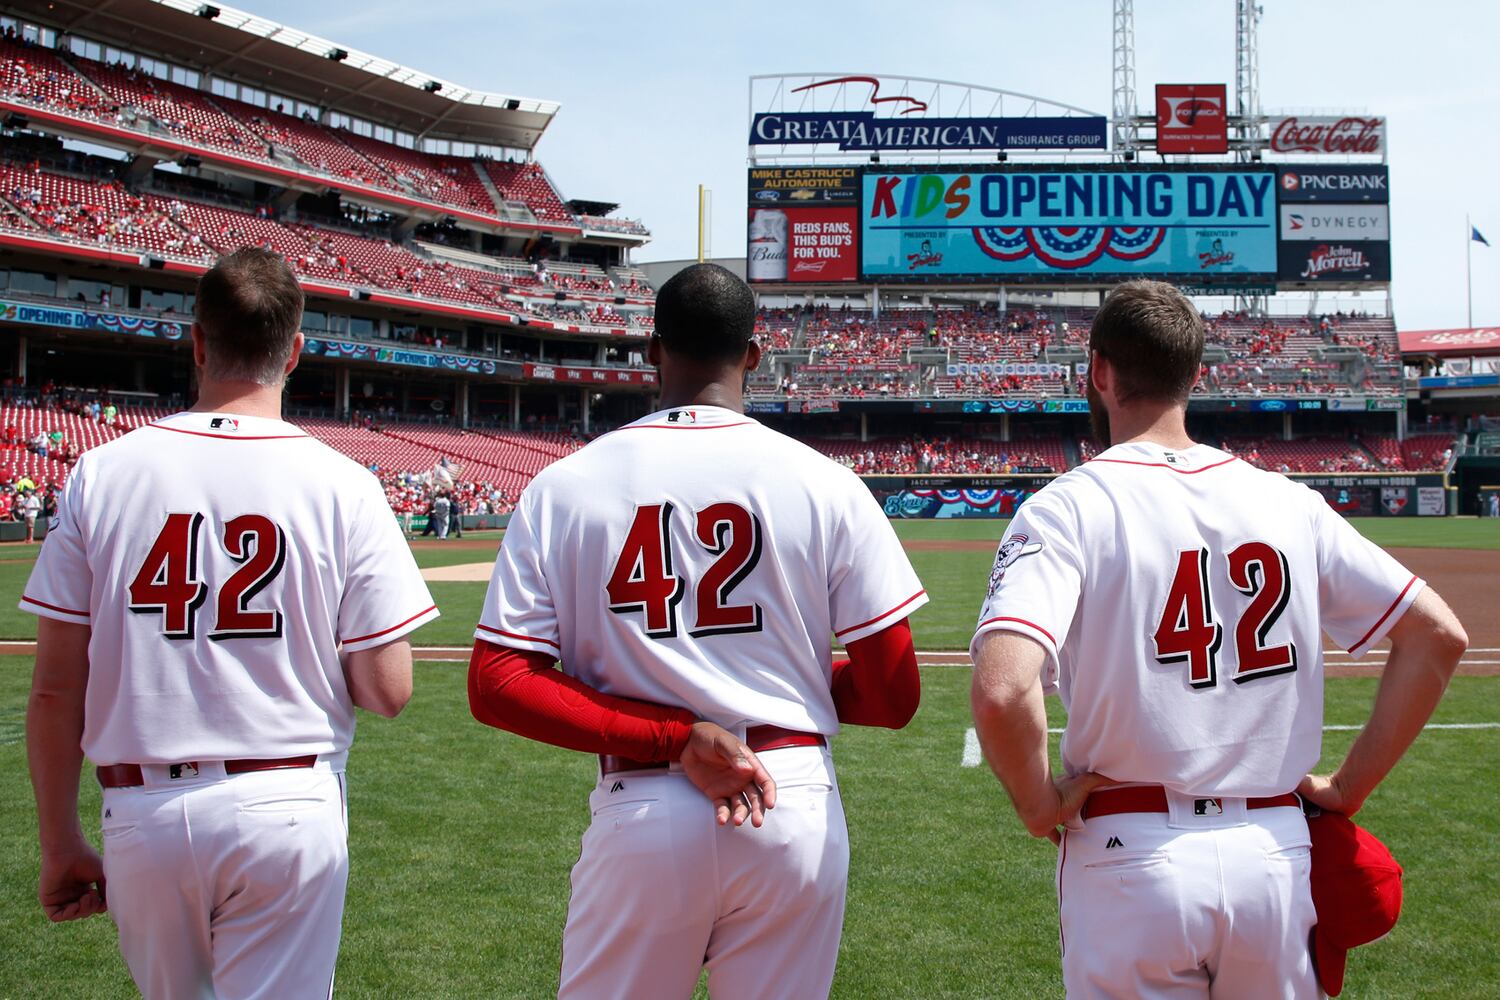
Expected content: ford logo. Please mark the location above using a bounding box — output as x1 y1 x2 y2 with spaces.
1259 400 1288 412
754 190 781 201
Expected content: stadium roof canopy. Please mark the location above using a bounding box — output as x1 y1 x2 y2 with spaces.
9 0 560 149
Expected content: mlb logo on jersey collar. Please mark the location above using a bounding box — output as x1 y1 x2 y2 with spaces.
666 410 698 424
209 417 240 433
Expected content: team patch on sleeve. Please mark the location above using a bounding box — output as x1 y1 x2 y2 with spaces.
987 533 1044 597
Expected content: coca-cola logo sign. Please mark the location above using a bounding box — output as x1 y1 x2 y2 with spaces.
1269 116 1385 155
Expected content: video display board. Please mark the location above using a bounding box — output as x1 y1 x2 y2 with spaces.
747 167 861 284
860 166 1277 282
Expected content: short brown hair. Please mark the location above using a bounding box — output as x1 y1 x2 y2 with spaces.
1089 280 1204 404
194 247 304 385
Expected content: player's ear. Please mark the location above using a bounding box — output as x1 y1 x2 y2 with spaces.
283 332 304 379
646 336 662 367
190 323 208 370
743 340 762 374
1089 350 1109 393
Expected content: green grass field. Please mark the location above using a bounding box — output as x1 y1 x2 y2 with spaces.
1 517 1497 997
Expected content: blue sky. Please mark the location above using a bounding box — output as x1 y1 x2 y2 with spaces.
235 0 1497 329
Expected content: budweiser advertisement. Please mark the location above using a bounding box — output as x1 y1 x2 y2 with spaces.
1155 84 1228 154
1277 164 1388 203
1277 241 1390 284
1268 115 1385 156
747 205 859 283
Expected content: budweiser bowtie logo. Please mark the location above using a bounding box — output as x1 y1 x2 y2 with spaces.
1270 116 1384 154
1301 244 1368 278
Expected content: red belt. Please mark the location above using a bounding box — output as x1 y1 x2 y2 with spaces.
1082 786 1300 820
599 725 825 777
96 755 318 789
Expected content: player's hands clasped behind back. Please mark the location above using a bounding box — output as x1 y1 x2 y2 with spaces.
38 835 107 922
680 721 778 828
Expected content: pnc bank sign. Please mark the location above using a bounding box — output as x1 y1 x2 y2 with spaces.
750 76 1105 152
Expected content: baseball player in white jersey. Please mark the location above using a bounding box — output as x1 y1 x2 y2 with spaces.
969 280 1468 999
468 264 928 1000
24 248 438 999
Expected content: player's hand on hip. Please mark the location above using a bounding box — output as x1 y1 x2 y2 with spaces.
38 837 107 922
1296 772 1359 815
679 721 778 829
1037 771 1117 846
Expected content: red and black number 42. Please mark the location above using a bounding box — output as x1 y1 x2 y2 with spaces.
129 512 287 641
1153 542 1297 688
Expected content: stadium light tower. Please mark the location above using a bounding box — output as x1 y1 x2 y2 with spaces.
1111 0 1138 159
1234 0 1263 162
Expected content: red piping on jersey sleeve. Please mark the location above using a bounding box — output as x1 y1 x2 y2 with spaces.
834 590 927 639
1348 575 1419 654
468 640 695 759
830 619 920 729
975 615 1057 647
21 595 90 618
342 605 437 646
475 622 561 650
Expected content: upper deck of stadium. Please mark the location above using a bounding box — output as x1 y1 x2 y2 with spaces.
0 0 650 243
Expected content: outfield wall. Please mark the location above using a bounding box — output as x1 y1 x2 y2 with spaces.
864 473 1449 519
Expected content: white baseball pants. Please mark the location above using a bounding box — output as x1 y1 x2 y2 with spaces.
1057 792 1320 999
99 759 350 1000
559 743 849 1000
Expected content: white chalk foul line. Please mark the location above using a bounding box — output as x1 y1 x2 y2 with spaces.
959 723 1500 766
961 727 983 768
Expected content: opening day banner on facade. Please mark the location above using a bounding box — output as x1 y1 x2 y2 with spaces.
860 166 1277 282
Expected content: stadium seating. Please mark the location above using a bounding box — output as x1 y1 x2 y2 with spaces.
480 161 572 223
0 164 212 260
83 60 267 157
0 42 579 226
808 436 1067 474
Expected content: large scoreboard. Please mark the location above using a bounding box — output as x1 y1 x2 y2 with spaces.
746 162 1390 288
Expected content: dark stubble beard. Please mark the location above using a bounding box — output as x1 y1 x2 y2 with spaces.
1086 380 1111 448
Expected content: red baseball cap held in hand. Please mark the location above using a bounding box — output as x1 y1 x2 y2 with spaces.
1307 809 1404 997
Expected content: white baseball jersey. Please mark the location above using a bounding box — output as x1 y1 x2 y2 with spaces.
477 404 927 734
973 440 1423 797
21 410 439 764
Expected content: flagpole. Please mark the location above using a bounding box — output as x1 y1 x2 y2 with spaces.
1467 213 1473 328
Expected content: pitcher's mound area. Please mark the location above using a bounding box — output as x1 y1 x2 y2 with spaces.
421 562 496 582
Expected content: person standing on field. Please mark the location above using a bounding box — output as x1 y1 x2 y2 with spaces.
23 248 438 998
969 280 1468 999
468 263 928 1000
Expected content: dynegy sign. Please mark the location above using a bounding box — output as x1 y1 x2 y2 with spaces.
749 112 1106 152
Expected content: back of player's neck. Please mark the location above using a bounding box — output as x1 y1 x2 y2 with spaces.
190 382 286 421
657 382 743 414
1110 409 1194 451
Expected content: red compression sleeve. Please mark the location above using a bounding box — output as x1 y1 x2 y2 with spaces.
830 619 920 729
468 640 695 760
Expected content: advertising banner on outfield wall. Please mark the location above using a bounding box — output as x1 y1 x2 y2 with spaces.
1267 116 1385 156
1155 84 1229 154
1277 241 1390 283
1279 205 1390 241
861 167 1277 281
748 204 860 283
1277 165 1388 203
